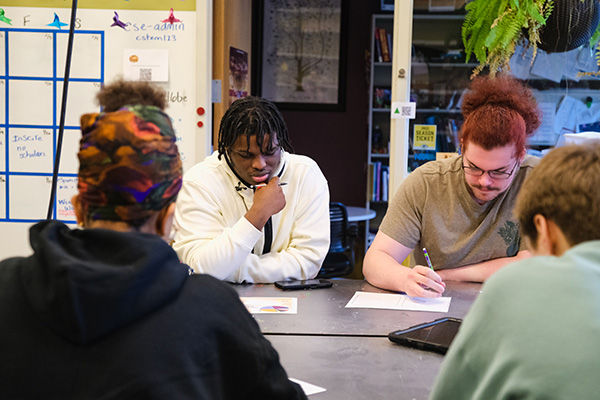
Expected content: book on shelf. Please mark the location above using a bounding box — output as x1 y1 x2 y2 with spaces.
369 161 390 202
378 28 391 62
381 166 389 202
367 163 374 201
374 28 383 62
373 161 381 201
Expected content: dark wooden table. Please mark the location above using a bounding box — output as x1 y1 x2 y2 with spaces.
233 278 481 336
233 279 482 399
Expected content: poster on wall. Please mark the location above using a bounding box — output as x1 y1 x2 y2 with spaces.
229 46 248 106
258 0 347 111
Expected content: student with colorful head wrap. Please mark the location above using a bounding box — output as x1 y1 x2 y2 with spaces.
0 81 306 399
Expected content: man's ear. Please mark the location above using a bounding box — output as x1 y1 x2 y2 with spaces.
71 195 85 227
532 214 552 256
518 146 527 163
533 214 570 256
156 202 176 241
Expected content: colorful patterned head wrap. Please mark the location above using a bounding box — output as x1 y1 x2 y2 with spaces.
77 105 182 223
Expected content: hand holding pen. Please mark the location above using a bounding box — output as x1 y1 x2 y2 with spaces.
423 248 435 271
246 176 286 230
404 247 445 298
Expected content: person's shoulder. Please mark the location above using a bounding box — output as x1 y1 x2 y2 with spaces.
483 255 555 294
187 272 238 294
183 152 225 182
286 153 327 180
416 155 461 176
404 155 462 188
286 153 321 169
522 154 541 168
0 256 24 283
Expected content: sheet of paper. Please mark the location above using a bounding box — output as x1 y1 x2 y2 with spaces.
509 44 533 80
123 48 169 82
554 95 586 135
239 297 298 314
576 46 600 74
531 50 565 83
345 291 451 313
529 102 556 145
289 378 326 396
562 48 582 82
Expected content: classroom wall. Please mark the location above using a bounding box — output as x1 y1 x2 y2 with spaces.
213 0 252 149
277 2 384 207
0 1 211 258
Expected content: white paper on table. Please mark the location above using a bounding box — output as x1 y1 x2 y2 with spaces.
239 297 298 314
289 378 326 396
345 291 451 313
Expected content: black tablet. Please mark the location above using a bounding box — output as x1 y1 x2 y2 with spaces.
388 317 462 355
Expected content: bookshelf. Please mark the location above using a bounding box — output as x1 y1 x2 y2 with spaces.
367 11 469 234
367 14 394 236
408 12 468 171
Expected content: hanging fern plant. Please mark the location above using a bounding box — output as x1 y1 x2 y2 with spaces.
462 0 554 77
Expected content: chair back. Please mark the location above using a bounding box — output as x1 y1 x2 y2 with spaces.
317 202 355 278
329 202 349 252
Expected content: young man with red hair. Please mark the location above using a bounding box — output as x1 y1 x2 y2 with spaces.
363 75 541 297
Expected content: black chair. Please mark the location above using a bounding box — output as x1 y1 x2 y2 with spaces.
317 202 357 278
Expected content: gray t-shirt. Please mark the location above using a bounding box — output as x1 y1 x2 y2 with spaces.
379 154 540 269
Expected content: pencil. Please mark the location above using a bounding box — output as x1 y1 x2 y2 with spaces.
422 248 434 270
254 182 288 189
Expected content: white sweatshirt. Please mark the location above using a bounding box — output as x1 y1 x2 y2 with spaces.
173 150 330 283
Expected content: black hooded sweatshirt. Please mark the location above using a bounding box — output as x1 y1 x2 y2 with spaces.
0 220 306 400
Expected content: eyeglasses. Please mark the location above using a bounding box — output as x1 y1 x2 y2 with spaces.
462 158 519 180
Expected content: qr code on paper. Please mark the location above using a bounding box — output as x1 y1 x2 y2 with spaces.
139 68 152 81
401 106 412 116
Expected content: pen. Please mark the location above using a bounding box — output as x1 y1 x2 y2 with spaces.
422 248 434 270
254 182 288 189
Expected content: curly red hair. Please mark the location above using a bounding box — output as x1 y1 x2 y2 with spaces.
460 74 541 157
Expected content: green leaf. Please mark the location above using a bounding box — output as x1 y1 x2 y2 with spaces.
528 3 545 24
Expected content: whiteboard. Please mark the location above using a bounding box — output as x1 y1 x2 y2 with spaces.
0 1 212 258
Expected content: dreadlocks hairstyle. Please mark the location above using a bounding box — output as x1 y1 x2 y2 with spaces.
217 96 294 159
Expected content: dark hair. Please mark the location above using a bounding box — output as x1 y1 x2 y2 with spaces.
97 79 167 112
217 96 293 158
515 142 600 247
461 75 541 157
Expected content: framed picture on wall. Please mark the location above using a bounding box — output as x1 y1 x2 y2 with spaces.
254 0 348 111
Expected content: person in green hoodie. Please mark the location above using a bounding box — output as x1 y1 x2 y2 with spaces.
430 142 600 399
0 80 306 400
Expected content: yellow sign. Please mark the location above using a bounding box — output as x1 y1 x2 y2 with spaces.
413 125 437 150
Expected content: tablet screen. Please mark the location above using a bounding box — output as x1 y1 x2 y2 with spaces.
388 318 462 354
